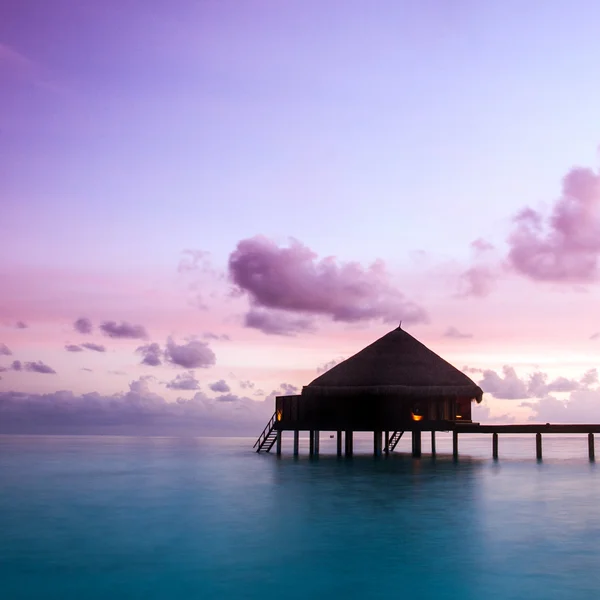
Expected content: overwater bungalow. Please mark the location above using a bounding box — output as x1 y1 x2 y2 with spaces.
255 324 483 456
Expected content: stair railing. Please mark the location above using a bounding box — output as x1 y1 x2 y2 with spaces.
253 412 277 450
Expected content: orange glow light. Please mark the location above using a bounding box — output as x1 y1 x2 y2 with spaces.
411 413 423 422
276 410 282 422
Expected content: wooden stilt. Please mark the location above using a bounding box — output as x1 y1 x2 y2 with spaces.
374 431 382 456
589 433 595 461
492 433 498 459
536 433 542 460
384 431 390 455
431 431 436 456
309 430 315 456
276 430 282 455
345 430 353 456
452 430 459 459
336 430 342 456
293 430 299 456
314 430 320 455
412 430 422 457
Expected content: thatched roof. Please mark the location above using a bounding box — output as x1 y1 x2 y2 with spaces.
304 326 483 402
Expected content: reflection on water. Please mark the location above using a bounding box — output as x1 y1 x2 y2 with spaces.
0 435 599 600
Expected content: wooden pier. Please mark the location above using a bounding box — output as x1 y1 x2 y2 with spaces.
255 421 600 461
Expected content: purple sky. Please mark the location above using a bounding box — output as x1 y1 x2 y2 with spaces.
2 1 600 433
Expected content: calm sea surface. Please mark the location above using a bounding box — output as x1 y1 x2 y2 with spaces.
1 433 599 600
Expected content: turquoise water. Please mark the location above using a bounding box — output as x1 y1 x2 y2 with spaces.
1 434 599 600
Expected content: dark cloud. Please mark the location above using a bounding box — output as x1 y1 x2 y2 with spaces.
508 167 600 282
209 380 230 393
15 321 27 329
0 379 272 436
81 342 106 353
166 371 200 391
24 361 56 374
65 344 83 352
100 320 148 339
229 236 428 328
73 317 92 334
136 343 163 366
11 360 22 371
443 326 473 340
245 309 314 336
0 343 12 356
165 337 215 369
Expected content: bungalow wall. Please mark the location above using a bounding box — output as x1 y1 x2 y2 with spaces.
275 393 473 431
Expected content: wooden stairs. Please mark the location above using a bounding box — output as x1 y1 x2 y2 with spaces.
254 412 278 453
385 430 404 453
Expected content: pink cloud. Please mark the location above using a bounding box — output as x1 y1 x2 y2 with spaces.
480 366 595 400
0 343 12 356
228 236 427 329
245 309 314 336
100 320 148 339
81 342 106 353
443 326 473 340
508 167 600 282
209 379 230 393
136 343 163 366
74 317 93 334
165 337 216 369
65 344 83 352
166 371 201 391
23 361 56 375
0 379 272 435
458 264 497 297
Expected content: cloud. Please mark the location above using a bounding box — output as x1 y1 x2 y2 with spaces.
203 332 231 341
81 368 93 372
239 380 255 389
15 321 27 329
74 317 93 334
136 343 163 366
0 379 272 435
165 337 216 369
0 366 7 372
24 361 56 374
100 320 148 339
458 265 497 298
209 380 230 393
508 166 600 282
65 344 83 352
245 309 314 336
479 367 593 400
316 357 346 374
443 326 473 340
523 388 600 423
265 382 299 403
590 332 600 340
11 360 22 371
166 371 201 391
81 342 106 353
229 236 428 328
0 343 12 356
471 239 495 253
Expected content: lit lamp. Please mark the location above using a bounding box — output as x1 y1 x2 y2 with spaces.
411 413 423 422
276 409 283 422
